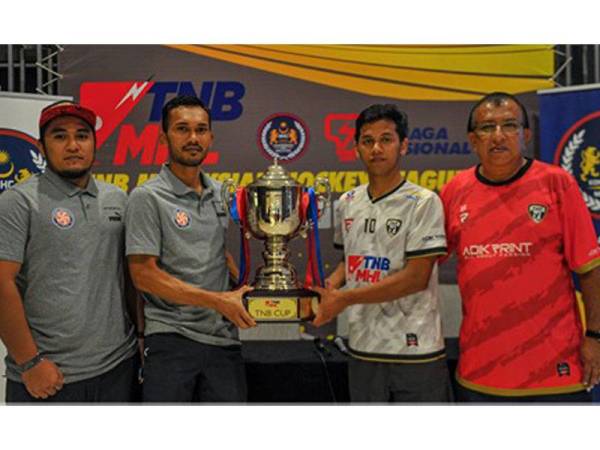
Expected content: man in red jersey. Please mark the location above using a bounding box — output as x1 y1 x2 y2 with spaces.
440 92 600 402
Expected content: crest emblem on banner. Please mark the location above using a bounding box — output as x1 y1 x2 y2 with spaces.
386 218 402 236
528 204 548 223
257 113 309 162
0 129 46 194
554 110 600 218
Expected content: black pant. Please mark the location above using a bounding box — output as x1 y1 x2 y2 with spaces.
348 357 454 403
142 333 247 403
456 383 592 403
6 355 140 404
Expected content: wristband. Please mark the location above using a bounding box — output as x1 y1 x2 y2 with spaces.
585 330 600 340
18 353 45 372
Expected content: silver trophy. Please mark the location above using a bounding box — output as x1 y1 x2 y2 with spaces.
222 160 331 322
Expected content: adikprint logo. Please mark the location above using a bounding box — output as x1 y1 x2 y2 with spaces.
462 242 533 259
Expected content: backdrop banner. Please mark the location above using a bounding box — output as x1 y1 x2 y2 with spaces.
538 84 600 401
58 44 551 339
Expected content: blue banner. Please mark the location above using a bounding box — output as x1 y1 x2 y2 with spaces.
539 85 600 233
539 84 600 401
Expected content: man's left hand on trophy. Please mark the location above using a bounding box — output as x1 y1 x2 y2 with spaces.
312 285 348 327
217 285 257 329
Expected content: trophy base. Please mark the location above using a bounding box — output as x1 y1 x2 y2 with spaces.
243 288 320 323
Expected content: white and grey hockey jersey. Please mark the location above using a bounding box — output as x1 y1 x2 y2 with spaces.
334 180 447 363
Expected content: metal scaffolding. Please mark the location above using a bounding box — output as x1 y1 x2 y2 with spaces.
1 44 600 95
554 44 600 87
0 44 63 94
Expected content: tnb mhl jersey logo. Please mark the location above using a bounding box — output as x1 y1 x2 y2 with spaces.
347 255 390 283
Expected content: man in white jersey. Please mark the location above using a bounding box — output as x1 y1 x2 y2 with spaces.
313 104 452 402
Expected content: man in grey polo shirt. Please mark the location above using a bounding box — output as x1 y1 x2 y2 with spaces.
0 101 138 403
126 95 255 403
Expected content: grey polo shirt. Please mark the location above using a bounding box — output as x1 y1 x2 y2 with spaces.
125 164 238 347
0 170 136 384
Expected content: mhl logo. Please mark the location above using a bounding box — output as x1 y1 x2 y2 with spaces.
347 255 390 283
80 80 246 167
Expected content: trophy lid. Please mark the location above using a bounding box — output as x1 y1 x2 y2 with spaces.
251 158 300 188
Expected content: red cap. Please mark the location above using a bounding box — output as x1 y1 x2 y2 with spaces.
39 102 97 134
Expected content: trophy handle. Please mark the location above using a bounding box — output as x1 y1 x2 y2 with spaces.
221 178 238 213
313 176 331 219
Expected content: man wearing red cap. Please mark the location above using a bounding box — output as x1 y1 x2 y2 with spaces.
0 100 138 402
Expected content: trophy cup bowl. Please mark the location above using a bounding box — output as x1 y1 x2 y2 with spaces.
222 160 330 322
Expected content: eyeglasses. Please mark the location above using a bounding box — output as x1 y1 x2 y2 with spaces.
473 121 523 137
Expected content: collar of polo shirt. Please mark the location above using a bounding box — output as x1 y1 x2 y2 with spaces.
161 164 212 197
43 168 99 197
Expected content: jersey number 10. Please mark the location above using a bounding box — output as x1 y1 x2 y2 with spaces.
364 218 376 233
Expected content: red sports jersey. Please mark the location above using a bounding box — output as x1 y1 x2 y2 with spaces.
441 159 600 396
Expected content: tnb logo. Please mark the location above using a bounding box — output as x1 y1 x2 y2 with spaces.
324 113 358 162
80 80 246 167
347 255 390 283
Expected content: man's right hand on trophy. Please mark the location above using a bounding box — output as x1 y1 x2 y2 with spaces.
217 285 257 329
